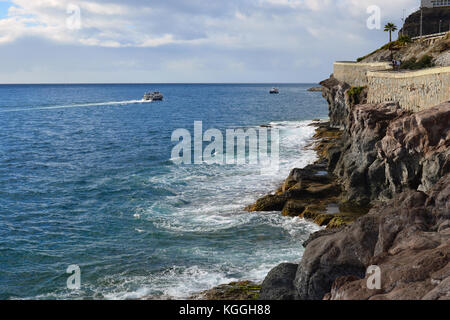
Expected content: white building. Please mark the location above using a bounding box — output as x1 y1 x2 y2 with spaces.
421 0 450 7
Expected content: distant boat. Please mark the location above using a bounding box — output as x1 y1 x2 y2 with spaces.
143 91 163 101
269 88 279 94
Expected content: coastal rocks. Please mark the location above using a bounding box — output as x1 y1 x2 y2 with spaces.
312 123 343 165
376 102 450 196
301 173 450 300
329 97 449 205
245 160 351 228
193 281 261 300
293 213 379 300
307 86 323 92
246 121 370 229
254 95 449 300
261 173 449 300
259 264 299 300
333 102 410 204
245 181 341 214
320 76 369 129
302 227 344 248
281 200 306 217
245 160 341 214
257 43 449 299
245 194 288 212
320 76 350 129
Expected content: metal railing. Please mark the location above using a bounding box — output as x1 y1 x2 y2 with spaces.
412 31 448 41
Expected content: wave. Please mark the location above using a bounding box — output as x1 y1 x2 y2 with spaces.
109 120 321 299
0 99 151 113
19 119 322 300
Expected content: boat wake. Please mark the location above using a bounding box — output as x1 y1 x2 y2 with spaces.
0 99 152 113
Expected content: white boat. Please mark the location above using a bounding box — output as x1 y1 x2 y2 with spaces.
269 88 279 94
143 91 163 101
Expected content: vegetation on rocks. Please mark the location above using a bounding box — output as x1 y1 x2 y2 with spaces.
400 55 435 70
356 31 449 67
356 38 411 62
397 35 412 45
193 281 261 300
347 86 367 105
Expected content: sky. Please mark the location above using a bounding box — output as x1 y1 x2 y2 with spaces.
0 0 420 83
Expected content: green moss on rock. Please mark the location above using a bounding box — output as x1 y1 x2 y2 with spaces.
195 281 261 300
282 200 306 217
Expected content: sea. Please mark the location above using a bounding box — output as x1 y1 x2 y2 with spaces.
0 83 329 299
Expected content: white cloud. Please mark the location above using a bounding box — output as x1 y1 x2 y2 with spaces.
0 0 418 48
0 0 420 82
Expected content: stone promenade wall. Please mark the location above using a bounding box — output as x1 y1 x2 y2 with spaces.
333 61 392 87
367 66 450 112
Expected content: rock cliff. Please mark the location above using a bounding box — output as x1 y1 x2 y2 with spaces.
399 7 450 38
322 77 450 205
261 173 449 300
258 76 450 300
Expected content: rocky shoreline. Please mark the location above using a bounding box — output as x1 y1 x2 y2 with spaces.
191 281 261 300
245 119 370 229
256 76 450 300
199 74 449 300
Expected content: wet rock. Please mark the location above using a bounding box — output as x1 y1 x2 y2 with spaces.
376 103 450 197
194 281 261 300
281 200 306 217
302 227 344 248
307 86 323 92
293 214 379 300
333 102 409 205
259 263 299 300
313 214 335 226
245 194 288 212
307 173 450 300
282 165 332 192
246 165 342 214
320 76 351 129
331 101 449 205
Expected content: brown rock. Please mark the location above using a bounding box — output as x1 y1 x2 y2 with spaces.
322 174 450 300
281 200 306 217
193 281 261 300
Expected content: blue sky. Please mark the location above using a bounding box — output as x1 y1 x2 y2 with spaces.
0 1 11 18
0 0 419 83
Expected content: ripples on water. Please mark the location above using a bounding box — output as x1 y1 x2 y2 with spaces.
0 84 328 299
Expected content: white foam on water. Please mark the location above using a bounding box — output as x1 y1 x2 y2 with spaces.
0 99 151 113
31 119 321 300
103 218 321 300
102 119 323 300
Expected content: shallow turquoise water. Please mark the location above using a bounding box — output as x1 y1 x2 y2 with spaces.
0 84 328 299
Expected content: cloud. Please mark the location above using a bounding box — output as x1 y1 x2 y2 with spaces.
0 0 417 47
0 0 419 82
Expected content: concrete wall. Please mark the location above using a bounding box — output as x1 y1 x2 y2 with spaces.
333 62 392 87
367 66 450 112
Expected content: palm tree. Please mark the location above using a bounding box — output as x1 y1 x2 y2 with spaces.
384 23 398 43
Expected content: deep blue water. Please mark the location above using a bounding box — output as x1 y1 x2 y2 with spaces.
0 84 329 299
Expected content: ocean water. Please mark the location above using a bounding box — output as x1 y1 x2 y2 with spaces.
0 84 329 300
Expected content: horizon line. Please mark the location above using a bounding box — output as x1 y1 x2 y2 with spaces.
0 82 321 85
